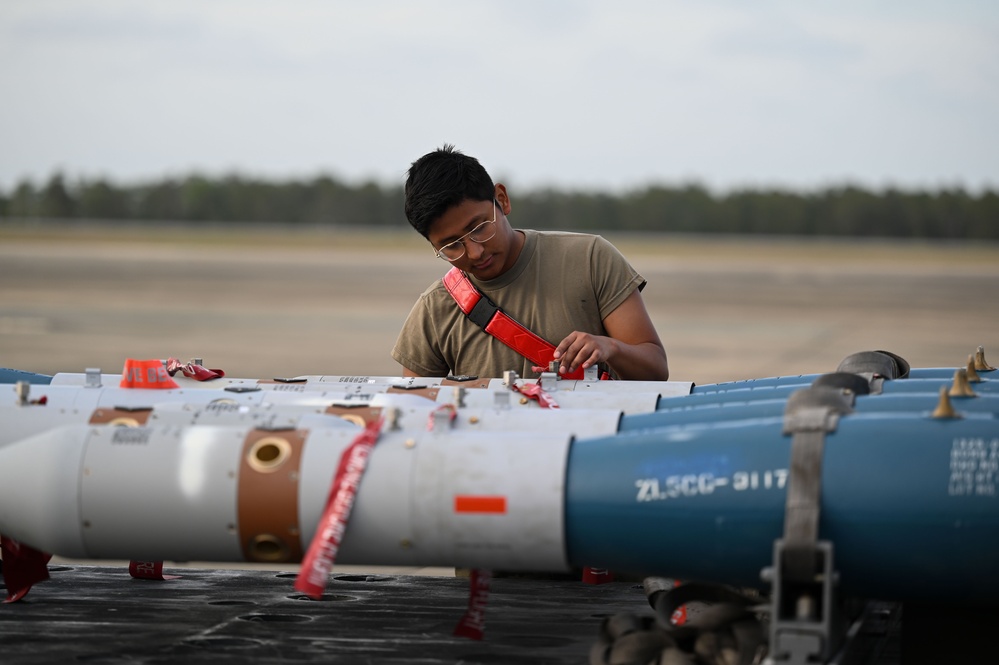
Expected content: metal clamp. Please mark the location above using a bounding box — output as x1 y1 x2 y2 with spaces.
763 539 841 664
763 387 853 664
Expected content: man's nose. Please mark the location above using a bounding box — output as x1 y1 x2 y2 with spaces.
464 239 486 261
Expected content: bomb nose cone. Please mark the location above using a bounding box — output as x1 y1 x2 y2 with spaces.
0 425 88 557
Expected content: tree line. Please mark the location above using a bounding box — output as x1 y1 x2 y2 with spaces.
1 172 996 239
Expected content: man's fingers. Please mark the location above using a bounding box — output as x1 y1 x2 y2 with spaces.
558 335 603 374
554 331 581 359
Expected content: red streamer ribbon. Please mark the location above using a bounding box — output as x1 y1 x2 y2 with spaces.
452 568 493 640
1 535 52 603
581 567 615 585
294 418 383 599
509 381 560 409
166 358 226 381
129 560 180 580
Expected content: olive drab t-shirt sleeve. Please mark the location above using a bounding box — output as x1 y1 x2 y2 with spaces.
391 284 452 377
587 234 646 320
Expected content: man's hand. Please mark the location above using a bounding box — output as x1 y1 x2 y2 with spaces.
553 332 617 375
554 290 669 381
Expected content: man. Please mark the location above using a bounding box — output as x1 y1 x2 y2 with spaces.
391 145 668 381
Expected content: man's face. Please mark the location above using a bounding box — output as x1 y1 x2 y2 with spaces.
428 195 516 281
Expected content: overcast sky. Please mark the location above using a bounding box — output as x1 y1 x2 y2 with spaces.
1 1 996 195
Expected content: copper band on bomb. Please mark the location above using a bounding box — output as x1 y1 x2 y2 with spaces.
237 428 307 563
324 405 384 427
88 407 153 427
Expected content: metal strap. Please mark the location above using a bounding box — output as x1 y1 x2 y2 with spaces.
767 388 853 663
783 429 827 580
782 404 841 580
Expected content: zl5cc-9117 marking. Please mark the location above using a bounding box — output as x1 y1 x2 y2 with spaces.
635 468 789 502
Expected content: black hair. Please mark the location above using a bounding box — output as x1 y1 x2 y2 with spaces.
404 144 495 238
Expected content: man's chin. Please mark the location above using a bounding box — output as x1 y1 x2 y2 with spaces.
469 257 497 279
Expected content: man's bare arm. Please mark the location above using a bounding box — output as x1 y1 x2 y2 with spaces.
553 289 669 381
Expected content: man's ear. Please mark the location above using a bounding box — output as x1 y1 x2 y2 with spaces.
494 183 512 216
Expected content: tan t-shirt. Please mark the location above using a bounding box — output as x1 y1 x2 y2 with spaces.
391 229 646 379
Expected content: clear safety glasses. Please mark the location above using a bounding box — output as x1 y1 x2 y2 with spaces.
434 200 498 261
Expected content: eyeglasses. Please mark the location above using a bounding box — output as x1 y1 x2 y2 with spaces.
433 201 498 261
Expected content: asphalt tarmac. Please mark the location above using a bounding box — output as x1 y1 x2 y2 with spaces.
1 565 656 665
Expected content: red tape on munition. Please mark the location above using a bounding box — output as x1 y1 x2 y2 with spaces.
294 418 383 599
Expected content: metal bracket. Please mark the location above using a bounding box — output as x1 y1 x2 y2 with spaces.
763 539 842 664
544 363 601 382
431 406 455 431
15 381 29 406
492 390 511 409
539 370 558 393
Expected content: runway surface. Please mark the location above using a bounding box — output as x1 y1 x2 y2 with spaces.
1 565 650 664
